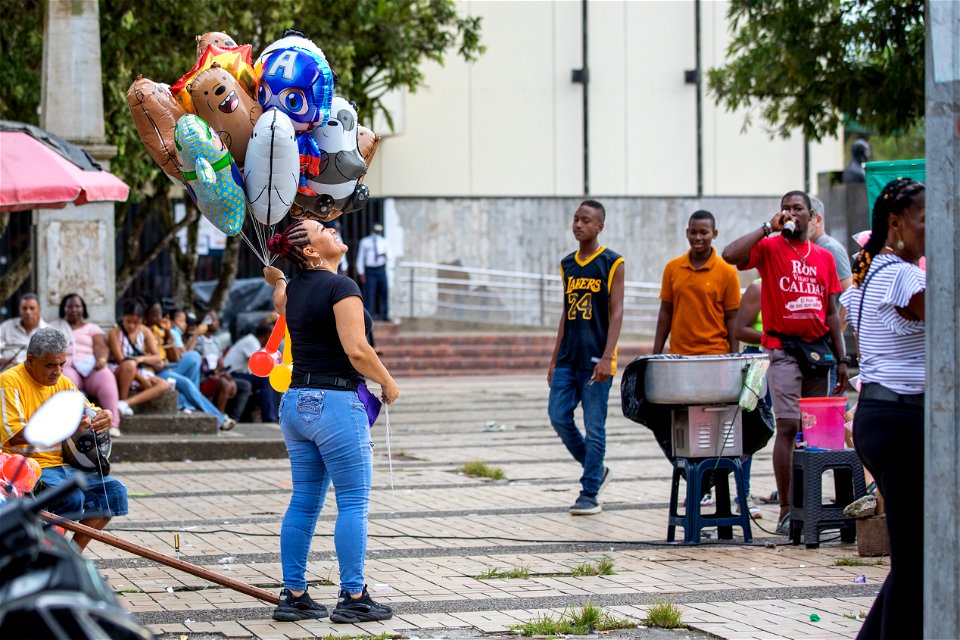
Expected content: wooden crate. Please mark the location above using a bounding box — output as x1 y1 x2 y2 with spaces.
857 515 890 556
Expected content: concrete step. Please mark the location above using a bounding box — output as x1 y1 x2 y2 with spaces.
118 413 218 435
109 424 287 463
131 387 179 415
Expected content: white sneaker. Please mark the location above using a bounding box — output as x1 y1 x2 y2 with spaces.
219 418 237 432
700 492 715 508
117 400 134 416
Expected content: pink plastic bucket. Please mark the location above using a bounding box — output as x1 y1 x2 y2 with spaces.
799 397 847 449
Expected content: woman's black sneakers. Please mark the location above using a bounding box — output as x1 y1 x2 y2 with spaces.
272 588 329 621
330 586 393 623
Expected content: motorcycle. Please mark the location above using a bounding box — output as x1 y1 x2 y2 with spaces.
0 391 154 640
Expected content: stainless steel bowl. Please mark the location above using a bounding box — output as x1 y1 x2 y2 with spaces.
643 353 769 404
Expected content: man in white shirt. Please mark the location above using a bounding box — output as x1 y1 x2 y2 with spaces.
356 223 389 321
1 293 50 371
223 321 281 423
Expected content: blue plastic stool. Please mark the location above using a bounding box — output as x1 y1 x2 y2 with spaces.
668 457 753 544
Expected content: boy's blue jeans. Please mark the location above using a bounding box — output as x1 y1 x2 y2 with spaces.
279 387 372 593
548 366 612 498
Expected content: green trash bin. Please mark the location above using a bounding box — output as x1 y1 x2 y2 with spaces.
865 159 925 221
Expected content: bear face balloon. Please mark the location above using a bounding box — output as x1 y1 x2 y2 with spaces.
175 114 247 236
188 63 262 167
297 97 370 218
196 31 238 59
256 43 335 133
127 75 187 182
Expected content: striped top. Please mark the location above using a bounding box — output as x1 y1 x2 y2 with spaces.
840 255 925 394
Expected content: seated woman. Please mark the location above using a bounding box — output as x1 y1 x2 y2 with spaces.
52 293 124 437
106 299 170 414
112 300 234 431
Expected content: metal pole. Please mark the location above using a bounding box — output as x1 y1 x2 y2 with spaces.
581 0 589 195
924 1 960 636
695 0 703 197
42 513 280 605
408 263 415 318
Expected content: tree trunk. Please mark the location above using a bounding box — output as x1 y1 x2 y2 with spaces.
0 244 32 302
207 234 241 313
165 203 199 311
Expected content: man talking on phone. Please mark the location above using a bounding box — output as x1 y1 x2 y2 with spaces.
1 327 128 552
722 190 847 535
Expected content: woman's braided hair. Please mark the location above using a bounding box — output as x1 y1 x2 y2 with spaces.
851 177 925 287
266 221 311 269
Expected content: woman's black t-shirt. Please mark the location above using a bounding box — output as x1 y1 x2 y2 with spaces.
285 269 372 388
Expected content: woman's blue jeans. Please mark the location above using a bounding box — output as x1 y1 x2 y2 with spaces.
548 366 612 498
279 387 372 593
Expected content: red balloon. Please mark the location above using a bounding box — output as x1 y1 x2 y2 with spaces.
249 349 279 377
2 455 38 493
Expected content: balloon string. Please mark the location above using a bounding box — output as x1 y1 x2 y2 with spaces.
384 401 394 495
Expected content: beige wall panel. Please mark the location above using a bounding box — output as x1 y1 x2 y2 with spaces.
623 1 697 195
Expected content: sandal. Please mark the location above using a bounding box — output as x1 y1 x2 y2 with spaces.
758 490 779 505
775 513 792 536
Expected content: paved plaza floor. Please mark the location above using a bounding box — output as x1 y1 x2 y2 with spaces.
91 375 883 639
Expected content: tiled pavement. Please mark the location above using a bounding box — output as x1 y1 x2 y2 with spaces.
88 375 884 639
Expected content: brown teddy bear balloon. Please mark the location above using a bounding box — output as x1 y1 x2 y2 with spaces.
188 63 262 167
127 75 187 182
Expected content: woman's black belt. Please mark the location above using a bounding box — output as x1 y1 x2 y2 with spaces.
859 382 924 407
290 373 358 391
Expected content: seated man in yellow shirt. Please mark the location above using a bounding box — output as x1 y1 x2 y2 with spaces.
1 327 127 552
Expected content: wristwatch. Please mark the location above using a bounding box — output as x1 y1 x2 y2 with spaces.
761 221 773 237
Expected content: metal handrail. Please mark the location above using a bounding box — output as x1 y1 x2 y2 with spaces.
395 260 660 334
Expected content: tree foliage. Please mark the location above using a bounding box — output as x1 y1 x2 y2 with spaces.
707 0 924 141
0 0 482 307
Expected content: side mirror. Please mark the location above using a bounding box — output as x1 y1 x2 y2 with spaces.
22 390 85 448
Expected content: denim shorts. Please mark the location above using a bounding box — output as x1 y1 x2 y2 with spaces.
39 464 129 518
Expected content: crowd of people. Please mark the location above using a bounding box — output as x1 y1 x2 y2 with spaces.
0 182 924 636
1 292 288 434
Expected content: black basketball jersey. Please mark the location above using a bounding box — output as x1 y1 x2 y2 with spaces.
556 246 624 373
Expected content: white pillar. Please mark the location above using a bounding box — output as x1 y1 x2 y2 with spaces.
37 0 117 325
924 1 960 637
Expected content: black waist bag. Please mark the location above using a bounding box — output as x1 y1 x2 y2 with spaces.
770 331 835 379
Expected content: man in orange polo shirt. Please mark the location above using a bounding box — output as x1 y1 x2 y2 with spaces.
653 210 741 357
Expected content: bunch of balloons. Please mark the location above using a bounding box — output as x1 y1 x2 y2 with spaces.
0 451 42 496
248 316 294 393
127 29 382 263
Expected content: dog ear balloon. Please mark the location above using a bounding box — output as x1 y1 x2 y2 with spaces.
127 76 187 183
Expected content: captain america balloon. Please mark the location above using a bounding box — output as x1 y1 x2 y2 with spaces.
257 45 335 132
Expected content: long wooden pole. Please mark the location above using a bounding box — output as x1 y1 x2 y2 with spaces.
41 512 279 605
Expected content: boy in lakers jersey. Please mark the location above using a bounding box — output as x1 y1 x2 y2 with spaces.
548 200 625 515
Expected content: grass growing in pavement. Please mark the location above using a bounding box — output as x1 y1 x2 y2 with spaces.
511 602 636 636
571 557 616 576
843 611 868 621
834 557 886 566
459 460 505 480
321 633 398 640
643 597 687 629
475 564 530 580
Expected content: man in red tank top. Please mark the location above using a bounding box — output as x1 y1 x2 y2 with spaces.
722 191 848 533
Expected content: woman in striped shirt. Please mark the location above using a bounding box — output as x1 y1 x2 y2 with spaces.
841 178 925 640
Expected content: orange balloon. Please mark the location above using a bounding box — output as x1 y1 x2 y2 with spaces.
2 455 37 493
172 43 257 114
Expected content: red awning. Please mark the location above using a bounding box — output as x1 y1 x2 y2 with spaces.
0 130 130 213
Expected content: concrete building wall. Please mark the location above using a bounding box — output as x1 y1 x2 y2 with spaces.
364 0 844 199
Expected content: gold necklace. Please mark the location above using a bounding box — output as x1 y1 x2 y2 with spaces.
783 236 812 264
